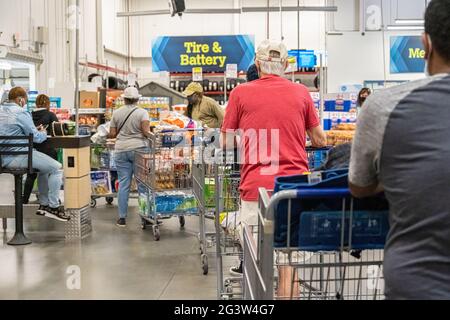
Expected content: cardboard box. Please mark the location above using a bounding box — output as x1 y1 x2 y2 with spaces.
63 146 90 178
64 175 91 209
79 91 99 108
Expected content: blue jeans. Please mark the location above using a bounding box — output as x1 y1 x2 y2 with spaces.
114 149 147 219
4 150 63 208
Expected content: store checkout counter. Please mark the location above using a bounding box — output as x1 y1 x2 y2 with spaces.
0 135 92 244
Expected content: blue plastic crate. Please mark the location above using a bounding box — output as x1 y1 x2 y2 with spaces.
298 210 389 252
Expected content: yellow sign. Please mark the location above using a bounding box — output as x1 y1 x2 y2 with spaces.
180 41 227 68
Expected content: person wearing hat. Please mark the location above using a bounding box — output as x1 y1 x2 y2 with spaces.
221 40 327 294
109 87 151 227
23 94 59 204
182 82 224 128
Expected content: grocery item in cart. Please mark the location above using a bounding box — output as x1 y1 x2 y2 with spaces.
90 171 112 195
154 191 197 214
138 190 150 216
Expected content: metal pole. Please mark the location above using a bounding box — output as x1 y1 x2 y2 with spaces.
75 0 80 136
214 164 223 299
297 0 300 49
266 0 270 39
319 53 325 127
280 0 283 41
224 75 227 104
106 60 109 90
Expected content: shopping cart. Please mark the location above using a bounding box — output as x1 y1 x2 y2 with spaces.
90 142 140 208
134 128 202 241
243 169 389 300
192 130 219 275
90 142 116 207
212 148 243 300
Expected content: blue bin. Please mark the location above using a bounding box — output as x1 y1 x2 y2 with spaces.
272 170 389 249
298 210 389 252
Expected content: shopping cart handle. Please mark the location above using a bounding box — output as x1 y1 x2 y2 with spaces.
296 188 351 198
305 146 332 152
159 128 204 133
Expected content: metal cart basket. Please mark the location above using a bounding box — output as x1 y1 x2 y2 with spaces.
243 169 389 300
90 142 139 208
134 128 202 241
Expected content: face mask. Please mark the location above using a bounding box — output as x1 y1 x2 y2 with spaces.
187 95 195 105
360 97 366 104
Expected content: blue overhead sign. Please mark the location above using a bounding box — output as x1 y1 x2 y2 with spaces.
152 35 255 73
390 36 426 73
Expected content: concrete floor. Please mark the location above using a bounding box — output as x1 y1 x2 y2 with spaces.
0 175 220 300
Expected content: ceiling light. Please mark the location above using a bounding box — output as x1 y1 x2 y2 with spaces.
387 25 424 31
395 19 424 25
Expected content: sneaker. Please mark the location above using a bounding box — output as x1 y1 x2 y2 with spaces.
36 205 48 216
229 260 243 277
42 206 70 222
116 218 126 227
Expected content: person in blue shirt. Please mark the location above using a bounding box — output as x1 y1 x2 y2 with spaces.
0 87 69 222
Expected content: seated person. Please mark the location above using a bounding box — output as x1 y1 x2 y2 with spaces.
0 87 69 222
23 94 59 204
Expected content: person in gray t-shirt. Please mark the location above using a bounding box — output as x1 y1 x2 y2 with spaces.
349 0 450 300
110 87 150 227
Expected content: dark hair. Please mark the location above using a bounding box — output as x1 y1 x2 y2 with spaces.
186 103 194 119
313 75 320 90
246 64 259 82
425 0 450 62
357 88 371 107
124 97 139 105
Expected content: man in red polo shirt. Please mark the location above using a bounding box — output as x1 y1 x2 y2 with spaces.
221 40 326 276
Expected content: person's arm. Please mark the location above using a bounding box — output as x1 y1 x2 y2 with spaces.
108 114 117 139
220 91 240 150
304 91 326 147
141 120 151 138
210 100 225 127
349 181 383 198
109 127 118 139
348 95 384 198
140 109 151 138
50 112 59 124
307 125 327 148
17 112 47 144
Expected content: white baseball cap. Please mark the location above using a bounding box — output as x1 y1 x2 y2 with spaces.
121 86 142 99
256 40 288 63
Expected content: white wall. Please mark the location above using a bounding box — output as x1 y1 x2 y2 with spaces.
0 0 99 106
326 31 426 93
102 0 128 56
325 0 428 92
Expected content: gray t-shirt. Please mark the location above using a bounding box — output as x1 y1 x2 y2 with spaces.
110 105 150 152
349 73 450 300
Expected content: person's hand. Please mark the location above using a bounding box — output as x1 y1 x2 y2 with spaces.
37 125 47 132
